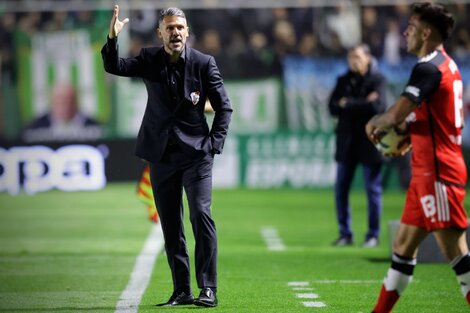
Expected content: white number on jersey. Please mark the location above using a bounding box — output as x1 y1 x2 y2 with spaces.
453 79 463 129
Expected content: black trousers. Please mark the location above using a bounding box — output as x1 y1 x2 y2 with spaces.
149 144 217 292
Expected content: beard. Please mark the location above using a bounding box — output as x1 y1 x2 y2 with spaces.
167 37 184 51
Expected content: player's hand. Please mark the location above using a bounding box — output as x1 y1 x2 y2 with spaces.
338 97 347 108
109 4 129 39
366 91 379 102
383 143 412 158
365 116 382 144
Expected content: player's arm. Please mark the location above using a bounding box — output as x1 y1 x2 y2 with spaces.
365 96 416 144
366 61 441 144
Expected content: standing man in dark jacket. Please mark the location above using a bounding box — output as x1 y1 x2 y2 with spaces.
102 5 232 307
328 43 387 248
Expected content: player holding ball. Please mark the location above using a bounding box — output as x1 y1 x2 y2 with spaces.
366 2 470 312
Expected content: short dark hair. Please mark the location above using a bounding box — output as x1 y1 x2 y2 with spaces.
411 2 454 41
158 7 186 25
349 43 371 56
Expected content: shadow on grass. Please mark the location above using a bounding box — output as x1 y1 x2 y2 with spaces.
139 303 213 310
366 257 391 263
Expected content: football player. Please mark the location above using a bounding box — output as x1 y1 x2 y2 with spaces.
366 2 470 312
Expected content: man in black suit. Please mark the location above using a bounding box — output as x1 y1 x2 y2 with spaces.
102 5 232 308
328 43 386 248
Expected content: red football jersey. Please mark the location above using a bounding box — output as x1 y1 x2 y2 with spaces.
402 49 466 186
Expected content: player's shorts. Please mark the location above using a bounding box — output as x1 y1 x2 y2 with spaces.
401 176 468 231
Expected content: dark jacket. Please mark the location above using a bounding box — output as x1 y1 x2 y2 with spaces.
101 37 232 163
328 62 387 164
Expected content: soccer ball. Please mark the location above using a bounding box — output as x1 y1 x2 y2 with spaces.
375 127 411 156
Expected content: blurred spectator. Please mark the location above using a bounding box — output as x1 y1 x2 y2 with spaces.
197 29 234 77
17 12 42 36
272 7 290 21
328 43 387 247
272 19 297 57
243 31 281 77
361 6 383 57
298 32 322 58
129 9 157 35
327 31 348 57
452 28 470 60
224 30 247 78
199 29 222 56
382 19 401 65
43 10 73 31
75 10 94 28
326 3 361 50
22 83 103 142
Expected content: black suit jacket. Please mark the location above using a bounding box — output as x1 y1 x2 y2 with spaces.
101 37 232 163
328 63 386 164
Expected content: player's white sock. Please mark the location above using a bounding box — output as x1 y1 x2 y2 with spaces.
373 253 416 313
451 253 470 305
383 253 416 294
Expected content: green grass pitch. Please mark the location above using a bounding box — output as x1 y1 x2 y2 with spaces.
1 183 469 312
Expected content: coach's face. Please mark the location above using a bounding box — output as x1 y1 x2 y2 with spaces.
158 16 189 58
347 47 369 76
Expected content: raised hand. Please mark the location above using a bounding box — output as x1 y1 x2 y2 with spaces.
108 4 129 39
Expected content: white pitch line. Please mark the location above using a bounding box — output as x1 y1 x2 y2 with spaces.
302 301 327 308
296 293 319 299
313 279 382 284
261 227 286 251
115 223 165 313
288 281 309 287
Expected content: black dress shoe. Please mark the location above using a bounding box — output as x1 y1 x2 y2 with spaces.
155 291 194 306
194 287 218 307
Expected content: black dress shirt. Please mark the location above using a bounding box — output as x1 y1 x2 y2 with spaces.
166 53 185 105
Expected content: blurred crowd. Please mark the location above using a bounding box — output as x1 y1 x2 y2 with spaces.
2 3 470 82
0 8 109 84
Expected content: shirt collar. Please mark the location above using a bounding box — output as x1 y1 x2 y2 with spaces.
165 47 186 65
418 50 438 63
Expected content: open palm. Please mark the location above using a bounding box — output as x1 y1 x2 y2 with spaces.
109 4 129 39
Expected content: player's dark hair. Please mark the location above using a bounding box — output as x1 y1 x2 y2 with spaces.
411 2 454 41
158 7 186 25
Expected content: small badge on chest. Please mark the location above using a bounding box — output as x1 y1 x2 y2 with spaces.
190 91 200 105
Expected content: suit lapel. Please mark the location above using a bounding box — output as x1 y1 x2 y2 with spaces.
154 47 167 83
184 47 193 101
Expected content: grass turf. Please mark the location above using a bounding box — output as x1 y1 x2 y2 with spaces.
0 183 469 312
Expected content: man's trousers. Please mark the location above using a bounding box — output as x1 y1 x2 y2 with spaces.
335 160 383 240
149 144 217 292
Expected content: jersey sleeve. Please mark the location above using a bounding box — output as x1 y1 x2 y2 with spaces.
401 62 442 105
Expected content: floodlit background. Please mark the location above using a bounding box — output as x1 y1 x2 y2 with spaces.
1 0 470 193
